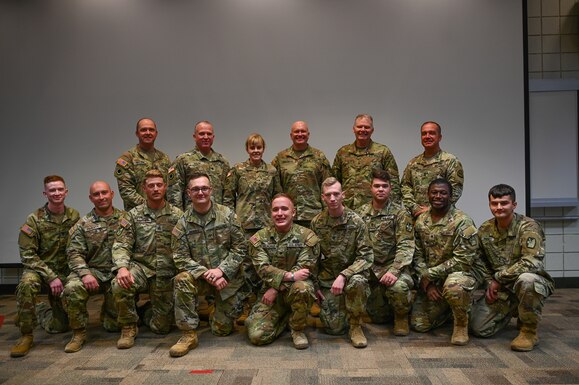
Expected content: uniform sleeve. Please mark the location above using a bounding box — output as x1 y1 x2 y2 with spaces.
217 212 246 280
222 167 238 209
272 168 283 196
249 234 285 290
320 154 332 181
382 149 401 202
401 162 420 215
67 222 91 277
18 215 58 282
413 224 428 279
111 213 136 273
495 222 545 284
332 151 343 183
114 155 146 211
388 209 416 277
340 222 374 279
427 221 479 281
167 159 185 210
447 157 464 205
171 217 207 278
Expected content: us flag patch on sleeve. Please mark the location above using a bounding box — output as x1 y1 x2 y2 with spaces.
116 158 128 167
20 224 34 236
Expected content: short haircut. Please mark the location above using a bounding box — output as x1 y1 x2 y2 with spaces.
143 169 165 185
428 178 453 197
354 114 374 126
245 133 265 150
272 192 295 206
136 117 156 131
372 169 391 183
321 177 340 192
421 121 442 134
187 172 211 186
44 175 65 186
194 120 213 131
488 184 516 202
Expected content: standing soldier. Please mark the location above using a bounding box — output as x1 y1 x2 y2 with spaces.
470 184 554 351
411 178 480 346
333 114 401 209
111 170 182 349
170 173 247 357
168 120 230 210
271 121 331 228
63 181 123 353
114 118 171 211
401 121 464 219
311 178 374 348
246 194 319 349
357 170 415 336
11 175 80 358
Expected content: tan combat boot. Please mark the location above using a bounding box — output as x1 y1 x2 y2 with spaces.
310 303 321 317
117 324 138 349
169 330 199 357
450 311 469 346
64 328 87 353
291 329 309 350
393 311 410 336
10 334 33 358
349 325 368 348
511 324 539 352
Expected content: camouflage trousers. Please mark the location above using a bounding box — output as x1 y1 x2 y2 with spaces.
64 275 119 332
319 274 370 335
246 280 315 346
174 272 245 336
366 272 414 324
15 270 69 334
411 272 477 332
470 272 552 337
111 264 174 334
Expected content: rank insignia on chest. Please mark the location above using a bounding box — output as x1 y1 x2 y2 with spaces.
526 237 536 249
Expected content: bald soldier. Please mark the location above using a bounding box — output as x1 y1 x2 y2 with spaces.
168 120 230 210
271 121 332 228
11 175 80 358
63 181 124 353
114 118 171 211
333 114 401 209
401 121 464 218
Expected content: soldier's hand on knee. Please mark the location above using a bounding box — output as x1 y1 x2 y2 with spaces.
380 272 398 287
116 267 134 289
426 284 442 301
293 268 310 281
82 274 100 292
49 278 64 296
330 274 346 296
262 287 278 305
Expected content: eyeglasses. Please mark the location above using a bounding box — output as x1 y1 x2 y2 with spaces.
189 186 211 194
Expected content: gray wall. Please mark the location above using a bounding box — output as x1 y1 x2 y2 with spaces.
0 0 525 264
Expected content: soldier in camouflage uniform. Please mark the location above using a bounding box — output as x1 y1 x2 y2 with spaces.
333 114 401 209
401 121 464 218
114 118 171 211
111 170 182 349
411 178 480 346
311 178 373 348
356 170 415 336
63 181 123 353
11 175 80 358
271 121 332 228
169 173 247 357
223 133 282 323
246 194 320 349
168 120 230 210
470 184 554 352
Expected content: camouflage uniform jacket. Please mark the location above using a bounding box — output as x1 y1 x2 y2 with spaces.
311 207 373 288
19 204 80 282
249 224 319 291
223 159 282 231
67 207 124 282
271 145 331 221
167 147 230 210
112 203 183 279
401 150 464 215
357 200 415 279
414 206 479 283
478 213 554 292
172 203 246 283
114 145 171 211
332 141 401 209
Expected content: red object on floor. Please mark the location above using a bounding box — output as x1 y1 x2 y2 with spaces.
189 370 214 374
